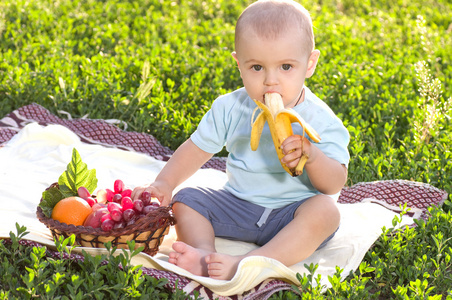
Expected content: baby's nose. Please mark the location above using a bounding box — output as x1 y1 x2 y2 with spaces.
264 71 279 86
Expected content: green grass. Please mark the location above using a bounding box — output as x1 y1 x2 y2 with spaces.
1 0 451 298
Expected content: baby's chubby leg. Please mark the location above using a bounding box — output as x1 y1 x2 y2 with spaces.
168 202 216 277
206 194 340 280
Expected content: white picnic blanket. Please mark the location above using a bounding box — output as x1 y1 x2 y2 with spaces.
0 123 414 296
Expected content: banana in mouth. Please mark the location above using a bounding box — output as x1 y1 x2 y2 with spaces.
250 93 321 176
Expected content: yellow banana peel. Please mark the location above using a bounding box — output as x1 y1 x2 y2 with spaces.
250 93 321 176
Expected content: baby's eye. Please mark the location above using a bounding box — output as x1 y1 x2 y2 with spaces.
281 64 292 71
252 65 263 71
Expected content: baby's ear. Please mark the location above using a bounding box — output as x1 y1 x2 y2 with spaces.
232 52 242 77
231 51 240 67
306 50 320 78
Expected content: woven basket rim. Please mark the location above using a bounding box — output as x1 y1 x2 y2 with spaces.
36 205 175 237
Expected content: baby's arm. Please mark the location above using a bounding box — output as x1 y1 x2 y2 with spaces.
281 135 347 195
131 139 214 206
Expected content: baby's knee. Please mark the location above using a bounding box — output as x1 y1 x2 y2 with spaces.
171 201 191 217
322 196 340 225
310 194 341 225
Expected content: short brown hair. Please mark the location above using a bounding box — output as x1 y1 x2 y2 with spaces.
235 0 315 55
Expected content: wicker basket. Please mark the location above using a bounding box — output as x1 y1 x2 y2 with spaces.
36 184 176 256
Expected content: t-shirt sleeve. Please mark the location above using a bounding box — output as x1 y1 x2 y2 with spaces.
190 98 228 154
315 120 350 168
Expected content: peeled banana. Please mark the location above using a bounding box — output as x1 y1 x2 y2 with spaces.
250 93 321 176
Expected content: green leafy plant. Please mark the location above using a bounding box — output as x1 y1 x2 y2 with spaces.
1 224 195 299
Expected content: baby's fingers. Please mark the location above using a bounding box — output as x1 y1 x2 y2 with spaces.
281 148 302 168
131 186 146 200
280 135 302 155
131 185 156 201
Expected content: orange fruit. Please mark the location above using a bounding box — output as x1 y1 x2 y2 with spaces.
51 196 92 226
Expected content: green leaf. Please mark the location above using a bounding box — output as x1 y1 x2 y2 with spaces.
38 148 98 218
39 187 64 218
58 148 98 197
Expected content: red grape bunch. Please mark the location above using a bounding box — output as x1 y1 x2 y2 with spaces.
82 179 160 231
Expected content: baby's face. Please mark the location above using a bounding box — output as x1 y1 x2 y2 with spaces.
233 28 315 108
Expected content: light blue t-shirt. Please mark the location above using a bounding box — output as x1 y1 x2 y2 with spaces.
190 87 350 209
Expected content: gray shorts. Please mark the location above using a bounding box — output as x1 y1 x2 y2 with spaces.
172 187 336 247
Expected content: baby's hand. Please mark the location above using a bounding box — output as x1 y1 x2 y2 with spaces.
131 182 172 207
280 135 312 170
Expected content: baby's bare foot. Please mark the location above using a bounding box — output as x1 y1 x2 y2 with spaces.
206 253 244 280
168 241 213 276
